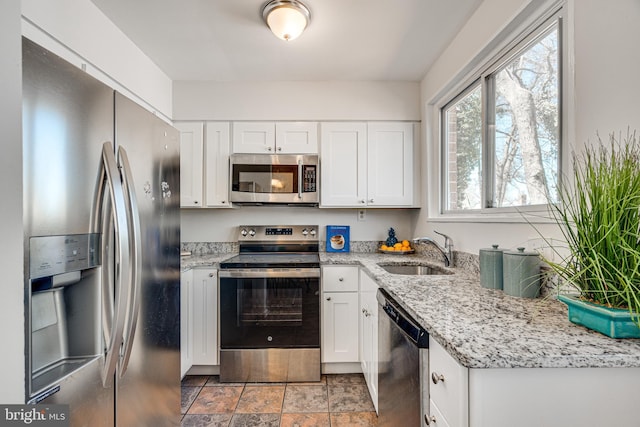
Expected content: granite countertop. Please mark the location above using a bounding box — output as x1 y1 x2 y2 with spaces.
182 251 640 369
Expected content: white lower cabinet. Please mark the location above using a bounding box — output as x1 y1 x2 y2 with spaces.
429 336 640 427
359 270 379 413
321 266 359 363
180 269 194 378
191 268 218 366
428 337 468 427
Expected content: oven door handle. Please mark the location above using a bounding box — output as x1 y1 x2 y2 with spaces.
219 268 320 279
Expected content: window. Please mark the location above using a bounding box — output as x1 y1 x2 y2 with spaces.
442 13 561 213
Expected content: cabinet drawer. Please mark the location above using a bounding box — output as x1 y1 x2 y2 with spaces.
429 337 468 427
322 265 359 292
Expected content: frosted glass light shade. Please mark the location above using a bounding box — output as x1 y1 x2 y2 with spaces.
263 0 310 41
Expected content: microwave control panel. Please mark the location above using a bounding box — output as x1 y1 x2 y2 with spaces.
303 165 316 192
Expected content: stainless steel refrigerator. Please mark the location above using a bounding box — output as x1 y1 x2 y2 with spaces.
23 37 181 426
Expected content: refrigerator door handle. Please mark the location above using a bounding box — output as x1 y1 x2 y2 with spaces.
92 141 131 388
117 146 142 378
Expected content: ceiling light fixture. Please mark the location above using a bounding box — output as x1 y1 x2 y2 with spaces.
262 0 311 42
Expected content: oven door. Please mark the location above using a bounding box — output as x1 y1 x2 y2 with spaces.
229 154 318 204
219 269 320 349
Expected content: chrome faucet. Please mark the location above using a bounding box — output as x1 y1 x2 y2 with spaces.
412 231 453 267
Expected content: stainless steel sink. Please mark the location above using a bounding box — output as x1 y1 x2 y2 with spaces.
378 264 452 276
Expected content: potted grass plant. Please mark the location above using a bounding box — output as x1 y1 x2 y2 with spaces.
545 130 640 338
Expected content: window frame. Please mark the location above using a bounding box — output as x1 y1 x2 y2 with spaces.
437 5 565 220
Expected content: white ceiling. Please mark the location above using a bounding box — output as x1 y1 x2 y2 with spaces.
90 0 483 82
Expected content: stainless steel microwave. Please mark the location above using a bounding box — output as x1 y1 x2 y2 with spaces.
229 154 319 205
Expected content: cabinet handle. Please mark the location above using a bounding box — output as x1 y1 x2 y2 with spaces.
267 146 273 151
326 297 332 301
338 277 344 281
194 201 199 204
424 414 437 425
369 198 374 203
277 146 282 152
359 199 366 204
431 372 445 384
208 273 214 278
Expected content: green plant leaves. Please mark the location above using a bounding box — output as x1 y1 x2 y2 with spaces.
547 130 640 325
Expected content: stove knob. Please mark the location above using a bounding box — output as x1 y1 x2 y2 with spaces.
248 229 256 237
240 228 248 237
302 228 309 236
310 228 317 236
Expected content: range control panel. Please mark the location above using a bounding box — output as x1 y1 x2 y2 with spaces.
237 225 318 241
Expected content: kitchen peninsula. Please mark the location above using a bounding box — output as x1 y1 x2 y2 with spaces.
182 249 640 427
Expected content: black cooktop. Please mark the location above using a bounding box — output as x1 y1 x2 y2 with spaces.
219 253 320 269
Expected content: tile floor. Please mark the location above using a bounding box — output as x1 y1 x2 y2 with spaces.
181 373 378 427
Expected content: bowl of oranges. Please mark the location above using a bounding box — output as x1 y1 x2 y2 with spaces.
379 240 414 254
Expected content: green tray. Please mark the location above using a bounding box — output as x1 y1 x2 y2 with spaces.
558 294 640 339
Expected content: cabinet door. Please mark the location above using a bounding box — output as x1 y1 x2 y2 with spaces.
359 271 379 412
275 122 318 153
180 269 194 378
367 122 414 206
429 337 469 427
232 122 275 153
322 292 359 363
320 122 367 207
176 122 204 207
204 122 231 207
192 269 218 365
429 399 452 427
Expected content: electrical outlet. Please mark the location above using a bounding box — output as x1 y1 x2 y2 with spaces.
357 209 366 221
528 237 555 261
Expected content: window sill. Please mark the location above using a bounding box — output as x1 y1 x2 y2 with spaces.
429 206 558 224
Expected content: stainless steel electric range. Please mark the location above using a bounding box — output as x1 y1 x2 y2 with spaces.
218 225 320 383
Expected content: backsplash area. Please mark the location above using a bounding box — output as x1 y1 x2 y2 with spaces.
180 241 562 298
181 240 481 275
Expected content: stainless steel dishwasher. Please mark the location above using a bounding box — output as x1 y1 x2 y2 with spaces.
377 288 429 426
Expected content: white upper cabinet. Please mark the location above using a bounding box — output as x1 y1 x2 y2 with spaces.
367 122 415 206
176 122 204 207
320 122 417 207
275 122 318 153
232 122 274 153
232 122 318 154
204 122 231 207
320 122 367 207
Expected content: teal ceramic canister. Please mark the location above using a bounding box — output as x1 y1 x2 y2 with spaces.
503 247 541 298
479 244 504 289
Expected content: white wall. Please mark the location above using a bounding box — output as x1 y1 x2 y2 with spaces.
174 80 421 242
0 0 25 403
415 0 640 254
173 81 420 121
572 0 640 144
22 0 173 120
181 207 416 243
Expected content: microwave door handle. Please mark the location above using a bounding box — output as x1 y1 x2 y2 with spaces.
298 160 303 199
